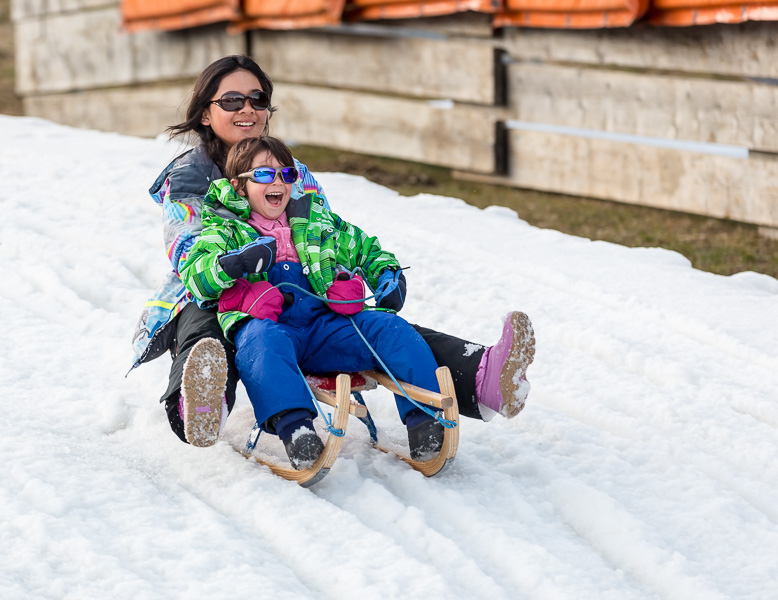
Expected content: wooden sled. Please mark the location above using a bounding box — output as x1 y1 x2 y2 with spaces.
240 367 459 486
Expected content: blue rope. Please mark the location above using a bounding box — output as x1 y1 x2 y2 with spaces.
296 365 344 437
272 278 455 429
352 392 378 444
276 281 379 306
346 316 456 429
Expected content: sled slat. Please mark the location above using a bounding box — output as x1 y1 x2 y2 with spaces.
311 386 368 418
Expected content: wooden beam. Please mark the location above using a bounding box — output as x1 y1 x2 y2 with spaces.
310 387 368 418
14 8 244 95
251 29 496 105
504 128 778 228
23 80 498 176
372 12 495 37
11 0 116 20
23 84 190 138
507 62 778 154
503 22 778 80
365 370 454 410
271 82 497 173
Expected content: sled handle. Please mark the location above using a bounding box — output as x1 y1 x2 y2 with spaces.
363 370 454 409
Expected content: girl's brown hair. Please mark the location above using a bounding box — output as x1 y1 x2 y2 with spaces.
167 55 276 173
225 136 296 195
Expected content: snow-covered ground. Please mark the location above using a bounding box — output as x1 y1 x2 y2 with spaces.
1 114 777 600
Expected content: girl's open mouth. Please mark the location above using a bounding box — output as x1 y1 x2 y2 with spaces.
265 191 284 206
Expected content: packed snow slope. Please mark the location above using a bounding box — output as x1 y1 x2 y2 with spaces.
1 115 777 600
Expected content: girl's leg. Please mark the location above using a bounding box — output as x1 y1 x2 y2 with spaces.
234 319 324 469
233 318 316 429
301 311 439 423
160 303 240 443
302 311 445 460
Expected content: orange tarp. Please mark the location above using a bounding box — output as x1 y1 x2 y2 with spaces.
119 0 778 32
494 0 649 27
344 0 499 20
231 0 346 31
647 0 778 24
121 0 241 32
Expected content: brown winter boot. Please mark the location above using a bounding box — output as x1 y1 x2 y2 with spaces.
180 338 229 447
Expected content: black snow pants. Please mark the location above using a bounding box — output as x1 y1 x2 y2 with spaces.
409 323 485 420
160 303 241 443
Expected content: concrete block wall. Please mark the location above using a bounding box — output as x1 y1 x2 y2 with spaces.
12 0 245 136
11 0 778 228
487 23 778 229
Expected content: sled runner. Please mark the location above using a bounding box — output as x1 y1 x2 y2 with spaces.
364 368 459 478
240 373 353 488
240 366 459 486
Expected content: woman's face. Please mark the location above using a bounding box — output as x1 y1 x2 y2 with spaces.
236 150 293 221
201 69 268 150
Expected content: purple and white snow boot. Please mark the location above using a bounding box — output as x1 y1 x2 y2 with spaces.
476 312 536 420
180 337 229 447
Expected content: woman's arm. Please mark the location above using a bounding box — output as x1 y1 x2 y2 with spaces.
152 148 222 279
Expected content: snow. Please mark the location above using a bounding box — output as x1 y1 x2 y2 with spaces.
1 114 777 599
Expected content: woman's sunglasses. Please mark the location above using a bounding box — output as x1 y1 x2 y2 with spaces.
238 167 299 184
210 91 270 112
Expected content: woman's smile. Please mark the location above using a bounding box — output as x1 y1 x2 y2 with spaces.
201 70 268 148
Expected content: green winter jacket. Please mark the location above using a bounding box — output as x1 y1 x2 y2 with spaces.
180 179 400 338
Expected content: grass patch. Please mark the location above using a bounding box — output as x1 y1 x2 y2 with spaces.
292 144 778 280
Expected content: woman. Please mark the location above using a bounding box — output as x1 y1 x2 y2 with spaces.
130 55 535 447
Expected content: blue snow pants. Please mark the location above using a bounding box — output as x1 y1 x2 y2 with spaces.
232 263 440 431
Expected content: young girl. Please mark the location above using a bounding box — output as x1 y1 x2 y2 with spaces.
130 54 535 448
180 136 445 468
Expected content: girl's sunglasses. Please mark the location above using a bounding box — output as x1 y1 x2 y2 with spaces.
238 167 299 184
210 91 269 112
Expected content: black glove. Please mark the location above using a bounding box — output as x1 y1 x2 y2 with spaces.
218 236 277 279
374 270 406 312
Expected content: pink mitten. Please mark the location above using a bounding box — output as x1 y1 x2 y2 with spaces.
219 279 284 322
326 275 365 315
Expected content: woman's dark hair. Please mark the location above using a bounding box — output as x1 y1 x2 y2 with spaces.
226 137 295 195
167 55 276 172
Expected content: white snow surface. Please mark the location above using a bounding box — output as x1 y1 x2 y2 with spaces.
1 115 777 600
